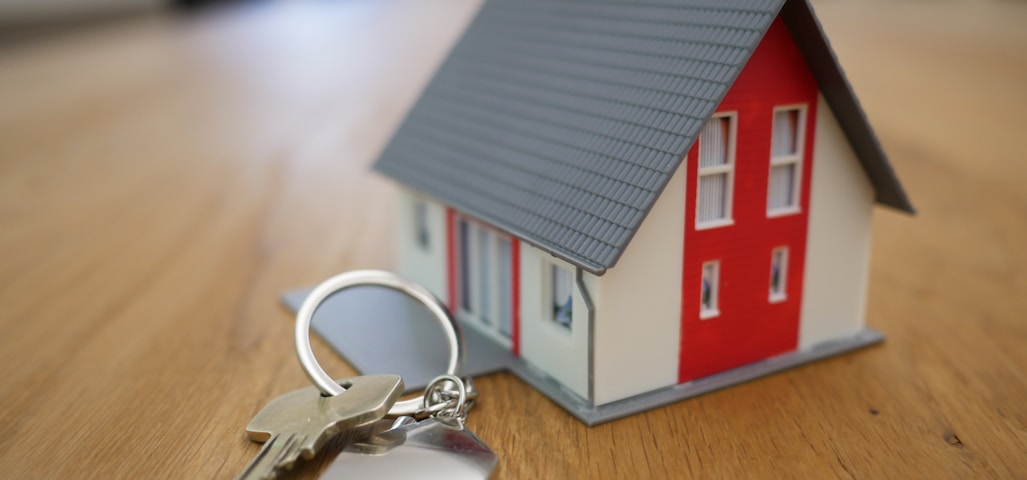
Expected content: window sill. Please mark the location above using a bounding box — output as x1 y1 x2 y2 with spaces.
549 320 573 334
767 207 800 218
699 309 720 320
695 219 734 231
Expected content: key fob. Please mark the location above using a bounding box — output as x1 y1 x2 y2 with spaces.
322 417 498 479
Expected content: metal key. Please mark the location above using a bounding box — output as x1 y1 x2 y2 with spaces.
236 374 403 480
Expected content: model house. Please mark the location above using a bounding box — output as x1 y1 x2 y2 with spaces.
373 0 913 417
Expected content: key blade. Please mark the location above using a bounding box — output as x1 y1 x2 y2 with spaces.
236 433 302 480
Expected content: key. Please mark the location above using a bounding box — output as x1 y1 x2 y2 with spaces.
236 374 403 480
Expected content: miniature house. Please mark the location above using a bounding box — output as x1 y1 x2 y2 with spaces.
373 0 913 415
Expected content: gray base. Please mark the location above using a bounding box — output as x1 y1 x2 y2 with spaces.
522 329 884 426
283 288 883 425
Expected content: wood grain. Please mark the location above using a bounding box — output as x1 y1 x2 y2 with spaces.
1 0 1025 478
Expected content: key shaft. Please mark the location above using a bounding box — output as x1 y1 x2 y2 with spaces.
237 433 304 480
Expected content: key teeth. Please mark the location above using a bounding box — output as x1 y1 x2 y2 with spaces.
276 433 303 471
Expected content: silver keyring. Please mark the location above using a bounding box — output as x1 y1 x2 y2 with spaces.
423 374 468 419
294 269 464 417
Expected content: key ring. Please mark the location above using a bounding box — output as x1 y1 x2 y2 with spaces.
424 374 468 420
294 269 464 417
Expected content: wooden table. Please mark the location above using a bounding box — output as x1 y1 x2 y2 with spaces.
2 1 1025 477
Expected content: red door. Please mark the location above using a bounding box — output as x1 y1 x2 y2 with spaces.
679 18 819 382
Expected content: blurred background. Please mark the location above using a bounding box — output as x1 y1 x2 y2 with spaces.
0 0 1024 477
0 0 220 44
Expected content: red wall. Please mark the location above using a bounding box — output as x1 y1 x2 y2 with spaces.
679 17 819 382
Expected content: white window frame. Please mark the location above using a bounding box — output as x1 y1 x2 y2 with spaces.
767 105 807 217
696 113 737 230
769 246 789 302
546 262 574 332
699 261 720 319
454 215 514 347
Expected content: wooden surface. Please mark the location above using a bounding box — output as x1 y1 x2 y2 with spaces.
1 0 1025 478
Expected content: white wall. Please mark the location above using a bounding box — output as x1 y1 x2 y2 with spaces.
591 165 686 405
799 94 875 349
395 188 447 301
518 246 591 399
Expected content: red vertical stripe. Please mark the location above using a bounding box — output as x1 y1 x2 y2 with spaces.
678 17 815 382
511 238 521 356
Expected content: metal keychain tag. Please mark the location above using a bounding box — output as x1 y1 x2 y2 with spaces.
321 375 498 479
324 417 497 479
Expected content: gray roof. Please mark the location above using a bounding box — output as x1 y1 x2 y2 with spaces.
374 0 914 274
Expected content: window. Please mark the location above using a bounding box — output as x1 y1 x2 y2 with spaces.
700 261 720 318
414 200 430 250
550 264 573 329
458 219 472 313
476 226 492 325
770 247 788 302
697 115 735 228
455 215 514 342
768 107 805 214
